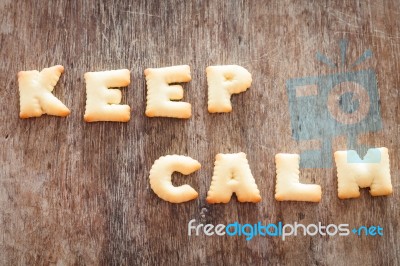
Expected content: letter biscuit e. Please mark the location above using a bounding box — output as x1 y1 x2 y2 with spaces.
84 69 131 122
145 65 192 118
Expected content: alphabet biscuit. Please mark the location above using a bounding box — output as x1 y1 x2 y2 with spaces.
18 65 70 118
334 147 392 199
207 65 252 113
206 152 261 203
145 65 192 118
275 153 322 202
149 155 200 203
84 69 131 122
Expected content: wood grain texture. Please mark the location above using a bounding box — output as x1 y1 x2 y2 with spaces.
0 0 399 265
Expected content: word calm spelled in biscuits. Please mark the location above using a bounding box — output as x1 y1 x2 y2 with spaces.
18 64 251 120
149 150 392 204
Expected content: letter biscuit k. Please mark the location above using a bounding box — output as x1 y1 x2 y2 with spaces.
18 65 70 118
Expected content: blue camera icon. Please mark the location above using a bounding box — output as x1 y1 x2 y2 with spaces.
286 40 382 168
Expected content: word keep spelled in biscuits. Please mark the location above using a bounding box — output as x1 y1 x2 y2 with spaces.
17 65 393 203
18 64 251 120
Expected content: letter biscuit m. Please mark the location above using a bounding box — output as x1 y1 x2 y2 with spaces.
334 147 392 199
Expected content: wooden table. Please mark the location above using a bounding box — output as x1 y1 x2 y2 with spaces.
1 0 399 265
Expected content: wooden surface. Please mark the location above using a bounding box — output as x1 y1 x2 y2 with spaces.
1 0 399 265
